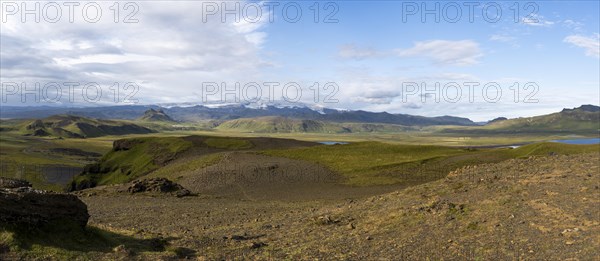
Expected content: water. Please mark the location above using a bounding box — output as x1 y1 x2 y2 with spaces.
551 138 600 145
318 141 349 145
43 166 83 184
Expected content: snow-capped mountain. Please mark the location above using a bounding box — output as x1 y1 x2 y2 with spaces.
1 101 477 126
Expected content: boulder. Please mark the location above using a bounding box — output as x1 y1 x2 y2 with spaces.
0 186 89 228
67 178 97 192
127 178 191 197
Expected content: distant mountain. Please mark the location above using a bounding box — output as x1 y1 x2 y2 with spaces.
317 109 475 126
487 117 508 125
216 117 349 133
561 104 600 113
165 104 476 126
138 109 175 122
20 115 154 138
444 105 600 135
1 103 476 126
216 116 419 133
0 105 160 120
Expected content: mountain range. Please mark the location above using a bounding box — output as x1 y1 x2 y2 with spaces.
1 104 598 134
0 103 475 126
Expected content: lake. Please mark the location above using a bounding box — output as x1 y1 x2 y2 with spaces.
318 141 350 145
551 138 600 145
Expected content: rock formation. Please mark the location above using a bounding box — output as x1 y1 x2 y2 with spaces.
0 178 89 228
128 178 191 197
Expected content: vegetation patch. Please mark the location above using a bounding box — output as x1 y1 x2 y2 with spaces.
146 153 224 181
509 142 599 157
68 137 192 190
216 116 348 133
263 141 599 186
441 105 600 135
263 142 471 185
18 115 154 138
203 137 254 150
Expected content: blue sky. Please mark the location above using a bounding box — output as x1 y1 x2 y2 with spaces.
1 1 599 120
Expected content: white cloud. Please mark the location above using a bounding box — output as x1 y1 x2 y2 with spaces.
331 68 484 111
489 34 520 48
489 34 515 42
0 1 270 104
337 44 379 60
434 73 478 81
564 34 600 58
395 40 483 66
521 14 554 27
354 97 395 104
562 19 584 31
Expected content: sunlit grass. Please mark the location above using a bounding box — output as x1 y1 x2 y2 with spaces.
263 141 600 186
203 137 253 149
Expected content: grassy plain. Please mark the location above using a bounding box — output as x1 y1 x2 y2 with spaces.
263 141 599 185
1 118 598 191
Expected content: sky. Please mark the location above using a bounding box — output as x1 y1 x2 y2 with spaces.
1 0 599 121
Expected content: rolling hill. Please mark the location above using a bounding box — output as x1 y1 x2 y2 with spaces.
216 117 349 133
442 105 600 135
216 116 419 133
67 135 317 191
20 115 155 138
67 134 599 191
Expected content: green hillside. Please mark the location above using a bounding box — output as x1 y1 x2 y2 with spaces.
442 105 600 135
508 142 599 157
19 115 154 138
68 137 193 190
68 134 599 190
67 135 280 190
216 116 418 133
263 141 599 186
216 116 350 133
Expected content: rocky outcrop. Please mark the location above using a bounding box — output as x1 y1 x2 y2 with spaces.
128 178 191 197
0 178 89 228
138 108 175 122
25 120 45 130
67 178 98 192
0 177 32 189
113 138 143 151
561 104 600 113
487 117 508 124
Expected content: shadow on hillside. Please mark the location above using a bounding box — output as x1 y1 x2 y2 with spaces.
2 221 189 256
